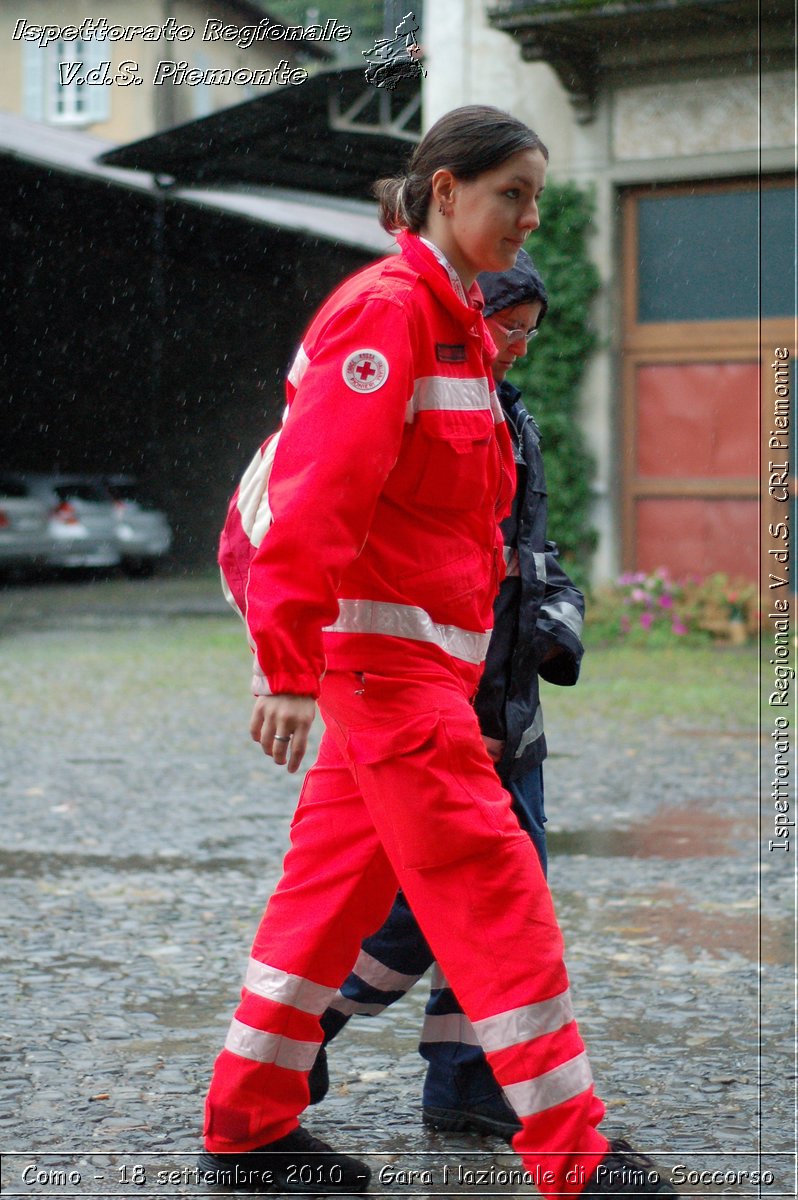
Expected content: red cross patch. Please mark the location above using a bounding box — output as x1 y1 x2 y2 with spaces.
342 349 389 393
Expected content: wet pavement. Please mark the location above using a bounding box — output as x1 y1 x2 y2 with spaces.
0 575 792 1197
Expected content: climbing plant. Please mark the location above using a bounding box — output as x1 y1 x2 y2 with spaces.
509 180 600 586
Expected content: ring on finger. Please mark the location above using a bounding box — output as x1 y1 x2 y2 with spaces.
272 734 292 743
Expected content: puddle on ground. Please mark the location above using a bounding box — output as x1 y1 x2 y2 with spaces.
595 881 787 963
0 847 255 877
1 802 753 881
548 803 752 859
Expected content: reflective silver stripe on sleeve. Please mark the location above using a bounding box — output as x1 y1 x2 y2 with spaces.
421 1012 480 1046
514 705 544 759
540 599 584 639
225 1017 319 1071
349 949 425 994
502 1051 595 1117
244 958 335 1015
406 377 504 423
287 344 309 389
533 552 547 583
472 989 574 1053
324 600 492 666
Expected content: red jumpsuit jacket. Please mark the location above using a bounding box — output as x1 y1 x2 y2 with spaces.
219 231 516 698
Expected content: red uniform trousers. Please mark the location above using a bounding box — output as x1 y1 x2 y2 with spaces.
204 658 608 1197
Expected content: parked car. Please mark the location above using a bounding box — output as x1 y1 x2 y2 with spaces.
22 474 121 570
0 473 52 574
98 475 173 576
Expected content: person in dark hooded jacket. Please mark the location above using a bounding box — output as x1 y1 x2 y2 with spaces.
305 250 586 1141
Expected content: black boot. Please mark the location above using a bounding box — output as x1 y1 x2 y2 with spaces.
308 1044 329 1104
198 1125 371 1194
308 1007 350 1105
421 1051 522 1141
422 1094 521 1141
584 1139 676 1196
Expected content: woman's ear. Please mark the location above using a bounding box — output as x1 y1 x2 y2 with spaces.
430 168 457 216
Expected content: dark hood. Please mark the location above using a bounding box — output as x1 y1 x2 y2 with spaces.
477 249 548 326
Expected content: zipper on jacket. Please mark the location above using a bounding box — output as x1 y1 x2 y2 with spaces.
496 446 512 515
491 542 502 593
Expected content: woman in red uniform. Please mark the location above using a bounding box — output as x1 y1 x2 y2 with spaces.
203 105 672 1199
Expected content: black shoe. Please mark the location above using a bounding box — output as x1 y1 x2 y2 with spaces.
584 1139 676 1196
197 1125 371 1194
308 1045 330 1105
422 1098 521 1142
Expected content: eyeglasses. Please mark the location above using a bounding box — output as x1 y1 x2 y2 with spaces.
495 324 539 346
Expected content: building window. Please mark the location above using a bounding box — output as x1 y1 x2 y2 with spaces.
51 40 90 124
189 55 215 120
23 39 110 127
636 180 795 323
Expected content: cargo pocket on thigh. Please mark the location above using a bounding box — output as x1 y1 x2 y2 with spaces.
347 710 511 870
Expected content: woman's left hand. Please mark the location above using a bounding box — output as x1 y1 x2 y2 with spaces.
250 694 316 774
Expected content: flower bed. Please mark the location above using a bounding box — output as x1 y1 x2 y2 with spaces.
586 569 759 646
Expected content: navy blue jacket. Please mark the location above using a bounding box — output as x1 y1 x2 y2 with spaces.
473 380 585 782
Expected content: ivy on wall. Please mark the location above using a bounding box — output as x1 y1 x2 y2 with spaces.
509 180 600 587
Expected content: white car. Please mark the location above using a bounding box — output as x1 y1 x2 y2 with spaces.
22 474 121 570
100 475 173 576
0 473 53 573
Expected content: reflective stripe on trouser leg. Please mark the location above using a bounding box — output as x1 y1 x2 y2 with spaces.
420 979 502 1112
203 732 401 1152
398 837 607 1195
329 889 435 1019
421 986 482 1050
318 668 609 1197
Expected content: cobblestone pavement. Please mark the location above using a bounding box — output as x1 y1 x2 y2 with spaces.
0 576 792 1198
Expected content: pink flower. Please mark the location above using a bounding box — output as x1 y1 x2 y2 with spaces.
672 620 688 635
639 612 654 630
631 588 649 604
659 594 674 609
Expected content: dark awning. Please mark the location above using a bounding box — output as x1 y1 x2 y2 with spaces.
97 67 421 200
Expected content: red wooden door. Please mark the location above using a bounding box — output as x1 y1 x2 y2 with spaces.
621 178 794 586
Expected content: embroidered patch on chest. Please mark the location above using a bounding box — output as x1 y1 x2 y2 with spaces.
342 349 390 392
435 343 466 363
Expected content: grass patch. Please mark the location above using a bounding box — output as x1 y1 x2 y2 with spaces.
0 617 248 722
547 639 758 730
0 574 762 736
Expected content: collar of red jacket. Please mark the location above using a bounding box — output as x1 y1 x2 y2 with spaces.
396 231 486 333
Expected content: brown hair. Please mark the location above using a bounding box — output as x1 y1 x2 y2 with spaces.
373 105 548 234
